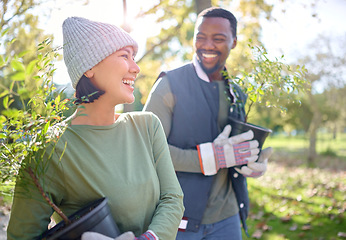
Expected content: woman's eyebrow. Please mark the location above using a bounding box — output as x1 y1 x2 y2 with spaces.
120 47 133 54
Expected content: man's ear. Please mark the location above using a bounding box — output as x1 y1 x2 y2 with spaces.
84 69 94 78
231 37 237 49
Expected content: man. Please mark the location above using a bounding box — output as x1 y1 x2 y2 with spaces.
143 7 272 240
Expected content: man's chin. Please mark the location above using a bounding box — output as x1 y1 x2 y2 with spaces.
200 64 219 75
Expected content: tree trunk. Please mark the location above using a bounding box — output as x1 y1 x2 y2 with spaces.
194 0 212 14
308 118 319 165
333 123 337 139
307 91 322 165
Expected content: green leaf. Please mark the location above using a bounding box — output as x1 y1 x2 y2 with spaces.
0 55 5 67
0 90 9 98
18 50 30 58
54 94 61 107
11 72 26 81
43 122 50 135
26 60 38 75
1 28 9 37
0 133 6 139
10 59 25 72
3 96 9 109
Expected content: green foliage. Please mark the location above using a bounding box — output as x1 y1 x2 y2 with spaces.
0 37 72 198
226 43 308 122
0 0 56 113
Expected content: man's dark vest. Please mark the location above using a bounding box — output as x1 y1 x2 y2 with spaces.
162 63 250 235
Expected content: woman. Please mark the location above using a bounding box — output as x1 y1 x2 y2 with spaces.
7 17 184 240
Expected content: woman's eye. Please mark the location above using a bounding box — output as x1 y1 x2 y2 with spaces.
122 54 129 59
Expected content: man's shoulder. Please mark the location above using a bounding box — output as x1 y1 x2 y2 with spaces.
165 62 194 75
153 62 194 90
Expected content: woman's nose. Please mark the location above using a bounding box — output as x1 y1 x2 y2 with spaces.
130 60 140 74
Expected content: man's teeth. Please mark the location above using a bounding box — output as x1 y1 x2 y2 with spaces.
202 53 217 58
122 80 134 86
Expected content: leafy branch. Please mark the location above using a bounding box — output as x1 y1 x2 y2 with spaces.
226 42 309 122
0 37 73 224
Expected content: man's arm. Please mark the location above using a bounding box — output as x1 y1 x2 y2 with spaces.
143 76 202 173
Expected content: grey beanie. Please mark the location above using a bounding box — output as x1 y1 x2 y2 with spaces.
62 17 138 89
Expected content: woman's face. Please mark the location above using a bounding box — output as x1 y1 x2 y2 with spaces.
87 46 140 105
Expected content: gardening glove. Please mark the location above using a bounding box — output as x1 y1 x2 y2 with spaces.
135 230 159 240
235 147 273 178
81 231 135 240
197 124 260 176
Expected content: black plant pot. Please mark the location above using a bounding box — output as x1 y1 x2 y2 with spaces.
40 197 120 240
228 117 272 149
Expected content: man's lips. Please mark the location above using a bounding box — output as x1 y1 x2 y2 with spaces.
200 52 219 64
202 53 218 58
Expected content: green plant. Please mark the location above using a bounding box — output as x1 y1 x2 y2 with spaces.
0 37 73 224
225 42 308 123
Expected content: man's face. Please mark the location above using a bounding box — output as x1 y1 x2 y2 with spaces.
194 17 236 79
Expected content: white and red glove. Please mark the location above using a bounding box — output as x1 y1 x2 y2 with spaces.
81 230 158 240
235 147 273 178
197 125 260 176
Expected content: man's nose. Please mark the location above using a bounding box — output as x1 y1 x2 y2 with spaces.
203 38 215 50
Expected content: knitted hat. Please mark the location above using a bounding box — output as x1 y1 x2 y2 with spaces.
62 17 138 89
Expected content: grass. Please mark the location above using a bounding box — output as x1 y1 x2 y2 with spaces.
243 132 346 239
264 132 346 158
245 160 345 239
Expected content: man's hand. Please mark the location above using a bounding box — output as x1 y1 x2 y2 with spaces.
198 125 260 176
235 147 273 178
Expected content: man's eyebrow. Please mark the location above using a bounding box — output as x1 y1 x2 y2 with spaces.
213 33 227 37
196 32 227 37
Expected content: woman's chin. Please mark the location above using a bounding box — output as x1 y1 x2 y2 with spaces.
124 96 135 104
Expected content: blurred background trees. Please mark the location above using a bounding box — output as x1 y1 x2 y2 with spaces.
1 0 54 112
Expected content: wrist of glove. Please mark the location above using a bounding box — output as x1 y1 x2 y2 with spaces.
235 147 273 178
81 231 135 240
197 125 260 176
81 230 158 240
135 230 158 240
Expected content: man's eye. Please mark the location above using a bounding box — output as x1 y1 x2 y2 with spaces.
214 38 225 42
122 54 129 59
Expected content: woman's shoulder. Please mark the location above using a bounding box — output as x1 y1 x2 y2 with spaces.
122 111 161 128
123 111 158 120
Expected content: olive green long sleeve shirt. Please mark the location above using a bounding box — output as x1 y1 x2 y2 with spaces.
7 112 184 240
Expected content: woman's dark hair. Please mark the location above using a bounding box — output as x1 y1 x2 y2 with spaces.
74 75 105 105
197 7 237 38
